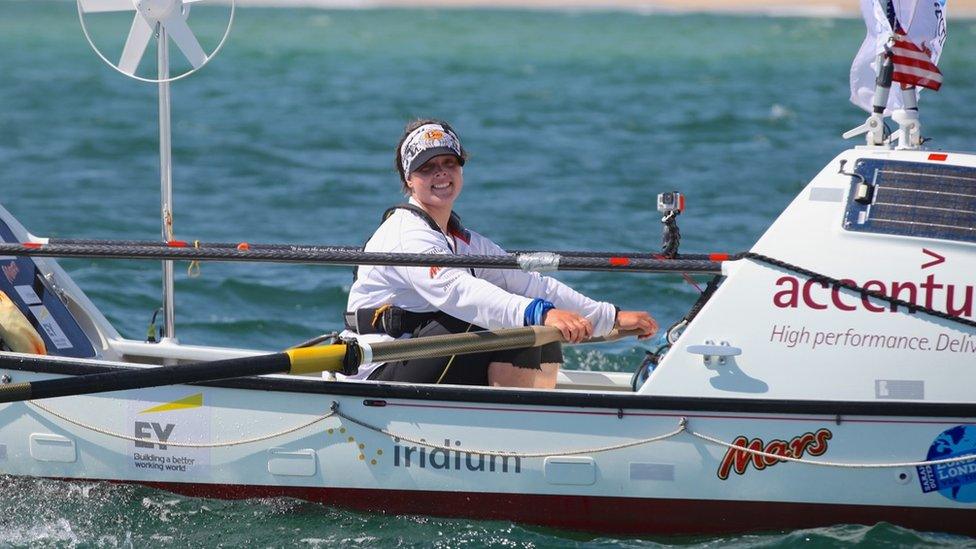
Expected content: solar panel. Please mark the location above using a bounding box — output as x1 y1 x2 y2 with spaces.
843 159 976 244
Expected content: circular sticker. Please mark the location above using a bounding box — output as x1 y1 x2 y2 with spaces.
917 425 976 502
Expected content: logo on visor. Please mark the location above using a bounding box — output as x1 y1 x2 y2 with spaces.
424 130 445 141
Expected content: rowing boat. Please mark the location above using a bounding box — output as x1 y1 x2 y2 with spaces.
1 0 973 537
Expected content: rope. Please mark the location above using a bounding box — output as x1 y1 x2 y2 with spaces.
435 323 474 385
23 399 976 468
740 252 976 330
332 404 976 468
27 400 336 448
163 208 174 243
331 402 687 458
689 429 976 469
187 240 202 278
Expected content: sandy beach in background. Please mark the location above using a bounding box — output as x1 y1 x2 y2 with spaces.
234 0 976 17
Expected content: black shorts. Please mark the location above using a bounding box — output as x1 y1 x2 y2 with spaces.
370 314 563 386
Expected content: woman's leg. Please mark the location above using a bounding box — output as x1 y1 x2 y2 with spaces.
487 343 563 389
487 362 559 388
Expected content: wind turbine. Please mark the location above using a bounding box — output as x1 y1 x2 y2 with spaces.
77 0 235 349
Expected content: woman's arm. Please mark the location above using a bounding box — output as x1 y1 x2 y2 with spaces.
472 237 618 336
394 228 536 330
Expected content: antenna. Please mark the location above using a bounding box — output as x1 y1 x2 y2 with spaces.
76 0 235 349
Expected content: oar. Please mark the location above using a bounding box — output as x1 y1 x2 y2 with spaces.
0 243 726 274
48 236 722 261
0 326 639 403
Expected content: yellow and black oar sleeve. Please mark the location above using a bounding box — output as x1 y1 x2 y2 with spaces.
0 345 356 404
285 344 354 376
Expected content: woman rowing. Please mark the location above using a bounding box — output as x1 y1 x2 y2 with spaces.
343 119 658 387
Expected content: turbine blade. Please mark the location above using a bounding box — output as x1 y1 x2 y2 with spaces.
78 0 135 13
160 12 207 69
118 14 154 75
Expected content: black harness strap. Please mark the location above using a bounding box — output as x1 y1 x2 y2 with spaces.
353 204 473 281
380 203 470 244
347 205 477 337
343 307 442 337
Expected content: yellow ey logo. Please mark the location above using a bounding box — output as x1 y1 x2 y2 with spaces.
139 393 203 414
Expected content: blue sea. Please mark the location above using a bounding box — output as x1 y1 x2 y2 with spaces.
2 0 976 545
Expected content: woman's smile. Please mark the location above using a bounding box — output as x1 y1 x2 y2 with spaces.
408 154 465 224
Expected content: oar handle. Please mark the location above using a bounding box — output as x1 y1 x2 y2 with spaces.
368 326 553 364
587 328 644 344
365 326 643 364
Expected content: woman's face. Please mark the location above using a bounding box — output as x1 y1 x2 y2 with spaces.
407 154 464 211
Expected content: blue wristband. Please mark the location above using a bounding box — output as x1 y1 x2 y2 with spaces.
524 298 555 326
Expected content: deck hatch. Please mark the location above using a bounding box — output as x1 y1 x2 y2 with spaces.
544 457 596 485
843 159 976 244
29 433 76 463
268 448 317 476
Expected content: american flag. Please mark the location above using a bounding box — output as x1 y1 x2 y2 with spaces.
890 34 943 91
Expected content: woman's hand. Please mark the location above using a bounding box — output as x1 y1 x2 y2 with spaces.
615 311 658 340
542 309 593 343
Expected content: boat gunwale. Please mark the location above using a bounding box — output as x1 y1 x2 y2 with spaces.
2 355 975 418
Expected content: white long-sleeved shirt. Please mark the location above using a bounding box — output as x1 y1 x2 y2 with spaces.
341 199 617 379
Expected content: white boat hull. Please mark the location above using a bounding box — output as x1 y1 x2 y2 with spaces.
2 360 974 535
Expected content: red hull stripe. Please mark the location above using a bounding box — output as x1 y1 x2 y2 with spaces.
113 480 976 537
928 153 949 161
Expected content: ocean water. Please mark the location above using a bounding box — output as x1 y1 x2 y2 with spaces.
2 1 976 545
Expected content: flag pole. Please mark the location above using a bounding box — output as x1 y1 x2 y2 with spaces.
842 47 893 146
892 83 921 149
157 23 178 351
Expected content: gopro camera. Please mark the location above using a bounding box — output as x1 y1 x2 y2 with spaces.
656 191 685 215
